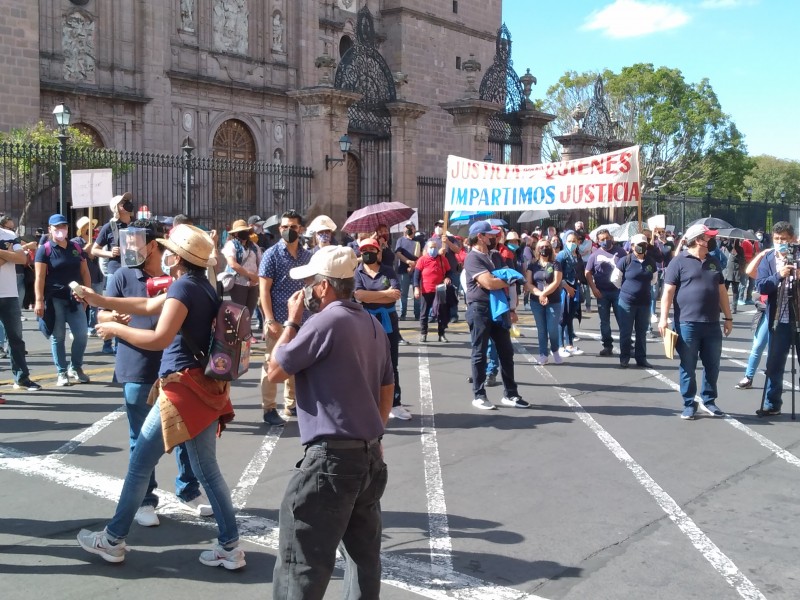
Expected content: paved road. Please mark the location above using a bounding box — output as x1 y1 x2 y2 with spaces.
2 305 800 599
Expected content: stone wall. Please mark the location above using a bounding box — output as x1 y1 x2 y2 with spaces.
0 1 40 132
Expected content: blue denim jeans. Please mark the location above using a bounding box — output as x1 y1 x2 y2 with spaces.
122 383 200 506
16 272 25 309
597 289 621 349
745 313 769 379
763 321 797 411
486 339 499 376
273 442 388 600
398 271 419 319
50 297 88 374
676 321 722 407
105 399 239 547
0 297 29 383
617 298 649 362
530 300 561 356
466 302 517 399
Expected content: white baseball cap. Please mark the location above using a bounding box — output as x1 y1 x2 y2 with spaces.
290 245 358 280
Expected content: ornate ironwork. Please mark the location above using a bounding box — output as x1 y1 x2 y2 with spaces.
480 24 525 163
334 6 396 137
582 76 617 154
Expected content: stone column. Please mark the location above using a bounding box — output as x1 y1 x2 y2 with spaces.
386 101 427 208
519 110 556 164
554 131 600 162
439 99 499 160
287 87 361 227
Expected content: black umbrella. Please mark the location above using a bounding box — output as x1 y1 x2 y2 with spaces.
716 227 756 241
688 217 734 229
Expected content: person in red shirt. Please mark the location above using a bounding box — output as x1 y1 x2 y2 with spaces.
413 239 455 342
739 236 759 305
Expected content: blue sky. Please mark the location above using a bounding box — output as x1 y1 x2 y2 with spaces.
503 0 799 161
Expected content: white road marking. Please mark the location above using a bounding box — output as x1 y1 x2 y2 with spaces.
0 444 548 600
50 408 126 460
230 429 283 510
417 347 454 581
515 342 766 600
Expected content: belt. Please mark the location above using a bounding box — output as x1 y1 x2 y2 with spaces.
306 437 382 450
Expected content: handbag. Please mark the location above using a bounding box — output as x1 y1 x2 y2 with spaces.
216 270 236 292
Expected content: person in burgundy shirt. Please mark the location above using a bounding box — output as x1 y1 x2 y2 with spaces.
413 239 455 342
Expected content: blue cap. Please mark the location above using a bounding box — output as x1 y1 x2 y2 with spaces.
48 214 68 226
468 220 499 237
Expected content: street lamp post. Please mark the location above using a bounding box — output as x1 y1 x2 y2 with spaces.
653 175 662 215
705 182 714 217
746 186 753 201
52 103 71 217
780 190 787 204
181 137 195 217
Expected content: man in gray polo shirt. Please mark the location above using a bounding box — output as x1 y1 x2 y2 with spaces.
267 245 393 600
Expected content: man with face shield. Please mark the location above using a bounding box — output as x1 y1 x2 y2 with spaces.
104 220 212 525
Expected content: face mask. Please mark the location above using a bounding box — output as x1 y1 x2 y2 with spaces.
778 242 790 254
539 247 551 258
362 252 378 265
599 240 612 250
282 228 299 244
507 243 519 251
51 229 67 242
706 238 717 252
405 227 414 236
121 200 134 214
303 282 322 313
756 234 763 241
160 250 176 276
434 226 443 235
634 243 647 255
317 232 332 244
566 241 577 253
428 248 438 258
486 237 497 250
237 231 250 241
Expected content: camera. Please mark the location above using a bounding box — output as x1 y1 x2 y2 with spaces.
786 243 800 265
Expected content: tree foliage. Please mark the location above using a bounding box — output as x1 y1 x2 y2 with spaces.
743 155 800 203
542 63 752 198
0 121 133 227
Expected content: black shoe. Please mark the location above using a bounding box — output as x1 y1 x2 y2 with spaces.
636 360 654 369
438 334 449 343
735 377 752 389
486 374 499 387
599 347 613 357
467 376 473 383
263 409 286 426
619 359 629 369
420 334 427 343
756 407 782 417
13 378 42 391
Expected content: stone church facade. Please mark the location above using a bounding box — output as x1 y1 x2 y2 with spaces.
0 0 553 229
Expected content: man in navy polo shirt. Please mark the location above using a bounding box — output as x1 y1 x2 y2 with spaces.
101 220 211 525
585 228 627 356
616 234 656 368
659 224 733 420
463 220 528 411
394 222 421 321
258 209 312 425
267 245 393 600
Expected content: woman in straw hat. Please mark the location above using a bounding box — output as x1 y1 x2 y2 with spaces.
75 224 245 570
221 219 261 315
307 214 337 253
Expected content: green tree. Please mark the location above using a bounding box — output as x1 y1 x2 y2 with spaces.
0 121 132 228
542 64 752 198
743 155 800 203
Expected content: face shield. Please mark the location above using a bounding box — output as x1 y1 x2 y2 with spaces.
119 227 149 268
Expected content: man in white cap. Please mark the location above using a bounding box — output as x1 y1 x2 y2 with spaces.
267 245 393 599
659 224 733 420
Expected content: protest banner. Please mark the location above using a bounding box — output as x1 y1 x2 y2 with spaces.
444 146 640 213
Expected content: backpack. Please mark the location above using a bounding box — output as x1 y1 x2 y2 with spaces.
184 300 253 381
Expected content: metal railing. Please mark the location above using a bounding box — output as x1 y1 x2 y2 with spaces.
0 142 314 233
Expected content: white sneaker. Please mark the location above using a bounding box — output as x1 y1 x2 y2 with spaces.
181 492 214 517
559 347 572 358
553 352 563 364
389 405 412 420
472 397 496 410
570 347 585 356
199 544 246 570
77 529 127 563
56 372 71 387
650 314 659 324
573 335 581 342
537 354 549 365
134 505 160 527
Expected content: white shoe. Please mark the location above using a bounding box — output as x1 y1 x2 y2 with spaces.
199 544 246 570
570 347 585 356
573 335 581 342
134 505 160 527
181 492 214 517
472 397 496 410
553 352 563 364
389 405 412 420
559 347 572 358
650 314 659 324
56 372 71 387
537 354 549 365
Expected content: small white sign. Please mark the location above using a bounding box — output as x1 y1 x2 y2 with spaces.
71 168 113 208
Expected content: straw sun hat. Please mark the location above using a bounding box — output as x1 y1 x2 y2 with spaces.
157 224 217 268
228 219 253 235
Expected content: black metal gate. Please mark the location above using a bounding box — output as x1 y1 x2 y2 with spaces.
334 6 394 209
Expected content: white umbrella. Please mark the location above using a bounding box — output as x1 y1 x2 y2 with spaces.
614 221 640 242
589 223 619 242
517 209 550 223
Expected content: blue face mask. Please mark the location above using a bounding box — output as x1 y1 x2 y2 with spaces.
507 243 519 251
566 241 577 253
428 248 438 258
600 240 612 250
778 242 790 254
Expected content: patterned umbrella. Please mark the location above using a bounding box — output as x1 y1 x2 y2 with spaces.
342 202 416 233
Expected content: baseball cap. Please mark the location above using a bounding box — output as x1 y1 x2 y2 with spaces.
468 220 500 237
684 224 717 242
247 215 265 226
630 234 648 245
48 214 68 226
109 192 132 211
290 245 358 280
358 238 381 253
435 219 445 226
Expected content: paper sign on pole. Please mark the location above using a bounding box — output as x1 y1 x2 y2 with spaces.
70 168 113 209
444 146 640 212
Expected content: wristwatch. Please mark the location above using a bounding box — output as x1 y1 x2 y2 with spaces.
283 320 300 331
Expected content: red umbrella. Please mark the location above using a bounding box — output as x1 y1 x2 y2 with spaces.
341 201 416 233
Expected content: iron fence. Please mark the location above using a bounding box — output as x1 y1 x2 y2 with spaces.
0 142 314 233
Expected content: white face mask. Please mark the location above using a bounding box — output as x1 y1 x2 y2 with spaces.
434 226 443 235
52 228 67 242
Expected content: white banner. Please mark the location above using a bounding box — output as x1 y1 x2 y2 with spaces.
70 168 113 209
444 146 640 212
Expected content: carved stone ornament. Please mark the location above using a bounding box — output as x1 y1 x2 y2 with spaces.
274 123 284 142
182 112 194 132
338 0 356 12
272 11 284 52
213 0 249 55
63 11 96 83
181 0 196 32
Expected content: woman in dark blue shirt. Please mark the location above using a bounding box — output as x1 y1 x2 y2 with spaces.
526 238 563 365
616 234 656 368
